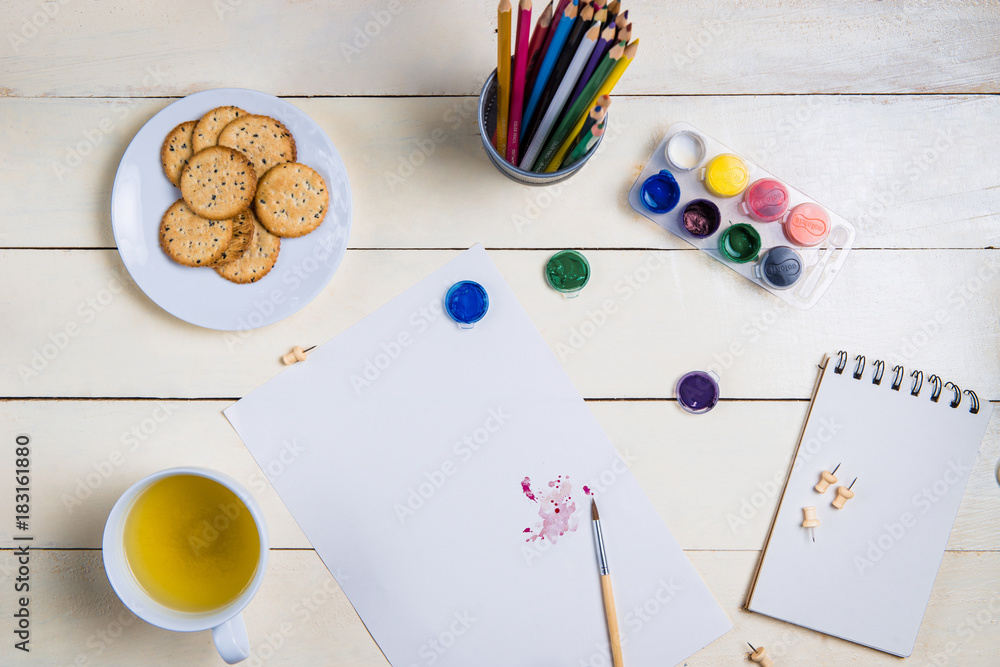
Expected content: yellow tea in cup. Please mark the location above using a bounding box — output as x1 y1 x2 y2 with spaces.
123 474 261 614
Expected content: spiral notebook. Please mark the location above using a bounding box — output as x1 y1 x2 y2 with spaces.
746 352 991 657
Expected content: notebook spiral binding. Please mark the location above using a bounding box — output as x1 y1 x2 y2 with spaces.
832 350 979 414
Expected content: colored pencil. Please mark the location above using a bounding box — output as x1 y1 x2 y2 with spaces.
534 41 623 172
495 0 513 156
615 9 628 31
520 22 600 169
565 112 607 166
524 1 553 85
566 94 609 156
568 22 614 110
593 3 607 24
546 38 638 171
522 4 594 145
527 0 574 91
591 501 624 667
617 22 632 47
505 0 533 164
521 0 576 133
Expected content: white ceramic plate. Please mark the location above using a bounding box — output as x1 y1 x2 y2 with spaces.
111 88 352 331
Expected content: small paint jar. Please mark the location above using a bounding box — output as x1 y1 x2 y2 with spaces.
676 370 720 414
741 178 790 222
664 131 706 171
680 199 721 238
702 153 750 198
445 281 489 329
755 246 804 290
546 250 590 297
640 170 681 214
719 223 762 263
783 203 830 247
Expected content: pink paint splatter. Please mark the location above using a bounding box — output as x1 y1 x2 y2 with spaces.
521 477 535 502
520 475 580 543
583 486 592 495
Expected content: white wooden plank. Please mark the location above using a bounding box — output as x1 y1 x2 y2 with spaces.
3 95 999 250
2 1 998 97
2 399 995 552
1 549 996 665
1 249 997 400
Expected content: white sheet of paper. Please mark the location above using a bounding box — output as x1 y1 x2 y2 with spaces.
225 245 731 666
747 358 991 657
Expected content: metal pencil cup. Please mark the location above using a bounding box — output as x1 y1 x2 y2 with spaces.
478 69 608 186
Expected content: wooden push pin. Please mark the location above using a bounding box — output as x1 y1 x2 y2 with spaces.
832 478 857 509
802 506 819 542
282 345 316 366
814 463 840 493
747 642 774 666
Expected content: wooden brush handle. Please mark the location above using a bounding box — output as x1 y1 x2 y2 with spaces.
600 574 624 667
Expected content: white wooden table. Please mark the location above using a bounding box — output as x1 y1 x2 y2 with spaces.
2 1 998 664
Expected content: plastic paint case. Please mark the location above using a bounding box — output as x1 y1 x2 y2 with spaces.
627 121 857 310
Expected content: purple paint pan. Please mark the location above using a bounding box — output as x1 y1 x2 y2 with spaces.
675 370 720 414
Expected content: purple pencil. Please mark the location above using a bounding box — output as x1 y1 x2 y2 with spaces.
568 22 615 109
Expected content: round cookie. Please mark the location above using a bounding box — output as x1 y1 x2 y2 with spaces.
159 199 234 267
218 115 297 179
212 209 257 267
253 163 328 238
192 106 247 153
160 120 197 187
179 146 257 220
215 213 281 284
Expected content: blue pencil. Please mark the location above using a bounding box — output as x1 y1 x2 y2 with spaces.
520 0 576 132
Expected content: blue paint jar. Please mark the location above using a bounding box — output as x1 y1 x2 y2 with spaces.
445 281 489 328
640 169 681 214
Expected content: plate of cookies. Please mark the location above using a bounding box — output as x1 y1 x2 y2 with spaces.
111 88 352 330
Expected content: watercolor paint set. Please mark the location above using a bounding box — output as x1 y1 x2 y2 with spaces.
628 121 857 309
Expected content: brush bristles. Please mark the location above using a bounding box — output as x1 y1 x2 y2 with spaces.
591 499 600 520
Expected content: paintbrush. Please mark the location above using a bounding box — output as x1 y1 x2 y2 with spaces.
591 500 624 667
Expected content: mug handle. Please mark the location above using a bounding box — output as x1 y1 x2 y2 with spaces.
212 613 250 664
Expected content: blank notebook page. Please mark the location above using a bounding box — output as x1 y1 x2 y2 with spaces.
747 356 991 657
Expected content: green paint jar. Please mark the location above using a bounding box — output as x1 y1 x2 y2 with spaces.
545 250 591 297
718 223 762 264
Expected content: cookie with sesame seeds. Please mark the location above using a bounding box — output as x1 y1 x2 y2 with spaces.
159 199 234 267
192 105 247 153
160 120 197 187
253 163 328 238
215 211 281 284
218 114 297 179
179 145 257 220
211 208 257 267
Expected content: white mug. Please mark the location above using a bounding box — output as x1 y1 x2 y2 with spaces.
103 467 269 664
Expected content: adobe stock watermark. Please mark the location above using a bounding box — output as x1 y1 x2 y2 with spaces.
926 594 1000 666
51 65 169 181
339 0 403 63
8 0 71 54
726 415 842 533
60 403 177 513
554 251 666 362
854 458 972 575
18 269 130 384
511 116 628 235
247 439 306 495
383 97 478 192
706 299 790 378
64 608 138 667
406 611 476 667
671 7 734 70
348 287 451 394
394 408 511 524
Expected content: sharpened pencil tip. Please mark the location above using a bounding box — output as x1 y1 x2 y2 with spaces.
591 499 599 521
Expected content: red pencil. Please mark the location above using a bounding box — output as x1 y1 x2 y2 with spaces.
524 1 553 84
506 0 532 163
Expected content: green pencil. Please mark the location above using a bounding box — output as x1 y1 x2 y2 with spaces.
565 117 605 166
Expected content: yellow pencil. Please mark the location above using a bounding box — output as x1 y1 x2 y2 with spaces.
496 0 513 155
546 38 638 172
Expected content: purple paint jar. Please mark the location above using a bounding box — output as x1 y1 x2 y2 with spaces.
675 371 720 414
